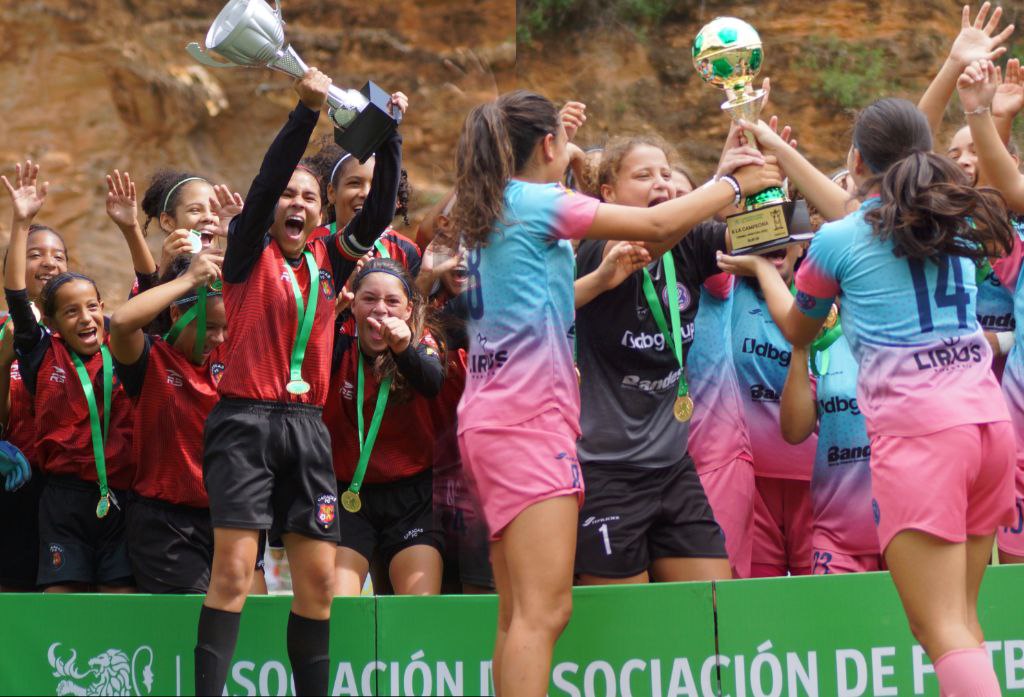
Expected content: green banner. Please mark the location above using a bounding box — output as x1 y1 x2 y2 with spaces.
0 566 1022 696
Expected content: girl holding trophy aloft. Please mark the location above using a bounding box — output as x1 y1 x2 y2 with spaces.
192 65 407 695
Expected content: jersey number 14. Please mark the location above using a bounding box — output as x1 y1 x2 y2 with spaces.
908 256 970 333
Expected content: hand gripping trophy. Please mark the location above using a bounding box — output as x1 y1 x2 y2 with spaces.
187 0 400 162
693 18 812 254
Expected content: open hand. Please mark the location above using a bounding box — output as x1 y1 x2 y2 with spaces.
949 3 1014 68
957 58 1000 113
105 170 138 230
716 250 776 277
597 241 652 291
210 184 243 239
1 160 49 223
993 57 1024 120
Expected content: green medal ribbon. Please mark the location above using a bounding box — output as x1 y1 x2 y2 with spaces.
327 222 391 260
641 254 687 399
70 345 114 519
342 348 393 512
976 257 994 286
0 317 9 341
164 281 222 363
284 251 319 395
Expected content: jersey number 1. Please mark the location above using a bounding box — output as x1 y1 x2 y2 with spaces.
908 256 970 333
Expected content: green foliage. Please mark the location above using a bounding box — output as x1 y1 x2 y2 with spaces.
517 0 672 44
797 38 901 110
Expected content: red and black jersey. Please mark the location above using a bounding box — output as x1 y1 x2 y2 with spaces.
7 361 36 465
33 339 135 489
311 224 421 277
218 101 402 407
115 337 222 508
324 330 444 484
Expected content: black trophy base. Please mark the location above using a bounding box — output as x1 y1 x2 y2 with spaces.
334 81 401 163
726 199 814 256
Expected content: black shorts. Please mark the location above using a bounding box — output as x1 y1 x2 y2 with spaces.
37 475 134 587
203 398 339 543
337 469 443 565
437 501 494 590
126 496 213 594
575 456 727 578
0 471 45 588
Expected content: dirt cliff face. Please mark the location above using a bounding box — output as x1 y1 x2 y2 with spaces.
0 0 513 305
517 0 1021 182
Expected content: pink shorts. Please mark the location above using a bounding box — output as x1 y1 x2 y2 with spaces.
751 476 813 576
871 422 1016 553
996 464 1024 558
458 409 584 541
699 457 755 578
810 547 885 575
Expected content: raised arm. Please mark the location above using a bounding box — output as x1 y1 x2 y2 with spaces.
960 59 1024 211
108 248 223 366
224 70 327 283
917 3 1013 135
106 170 157 276
780 345 818 444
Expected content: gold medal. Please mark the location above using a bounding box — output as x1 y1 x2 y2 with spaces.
823 304 839 330
96 495 110 519
341 489 362 513
286 379 311 395
673 395 693 423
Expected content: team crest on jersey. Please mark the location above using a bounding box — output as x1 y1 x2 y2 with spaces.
319 269 335 300
316 494 337 527
662 282 690 312
209 362 226 385
49 543 65 569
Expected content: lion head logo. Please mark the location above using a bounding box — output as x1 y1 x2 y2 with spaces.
48 643 154 696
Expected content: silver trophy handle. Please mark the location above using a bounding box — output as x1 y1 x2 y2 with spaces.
185 42 242 69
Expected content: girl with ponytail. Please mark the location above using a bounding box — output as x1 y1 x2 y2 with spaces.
451 90 780 696
718 95 1014 696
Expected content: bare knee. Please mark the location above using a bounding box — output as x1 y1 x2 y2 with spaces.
515 588 572 637
210 554 255 602
293 560 336 616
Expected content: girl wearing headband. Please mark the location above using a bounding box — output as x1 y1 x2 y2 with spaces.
106 249 227 594
0 215 68 591
451 90 779 695
194 69 406 697
323 258 448 595
309 140 421 275
3 160 135 593
718 93 1014 695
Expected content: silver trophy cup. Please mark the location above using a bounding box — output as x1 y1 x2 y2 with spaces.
187 0 399 161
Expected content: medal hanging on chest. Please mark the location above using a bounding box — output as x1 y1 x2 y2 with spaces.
641 254 691 423
70 346 114 518
284 251 320 395
342 348 394 513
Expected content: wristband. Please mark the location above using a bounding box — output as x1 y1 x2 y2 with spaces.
964 105 991 116
997 331 1015 356
719 175 742 207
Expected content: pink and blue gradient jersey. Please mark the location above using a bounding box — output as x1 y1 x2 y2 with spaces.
809 335 877 554
458 180 599 434
731 279 817 480
795 200 1008 437
687 278 754 474
992 217 1024 463
977 261 1014 381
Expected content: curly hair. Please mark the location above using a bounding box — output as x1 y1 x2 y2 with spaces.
140 170 206 235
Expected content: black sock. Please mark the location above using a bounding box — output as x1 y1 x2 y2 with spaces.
194 605 242 696
287 612 330 696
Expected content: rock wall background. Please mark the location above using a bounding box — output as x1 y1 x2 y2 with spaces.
0 0 513 305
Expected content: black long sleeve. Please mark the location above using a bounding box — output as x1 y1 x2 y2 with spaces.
326 129 404 284
392 341 444 398
4 288 48 395
223 101 320 284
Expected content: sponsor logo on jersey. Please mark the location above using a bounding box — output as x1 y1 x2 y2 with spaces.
748 383 780 402
817 395 860 416
621 330 666 352
316 494 337 527
748 308 762 316
49 367 67 384
826 443 871 466
10 363 20 381
582 515 621 527
977 312 1013 330
912 337 983 371
470 350 509 374
165 370 184 388
341 379 355 400
49 543 65 569
621 368 682 394
741 338 791 367
210 362 226 385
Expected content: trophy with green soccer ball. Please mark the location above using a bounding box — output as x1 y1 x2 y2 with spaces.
693 17 811 254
